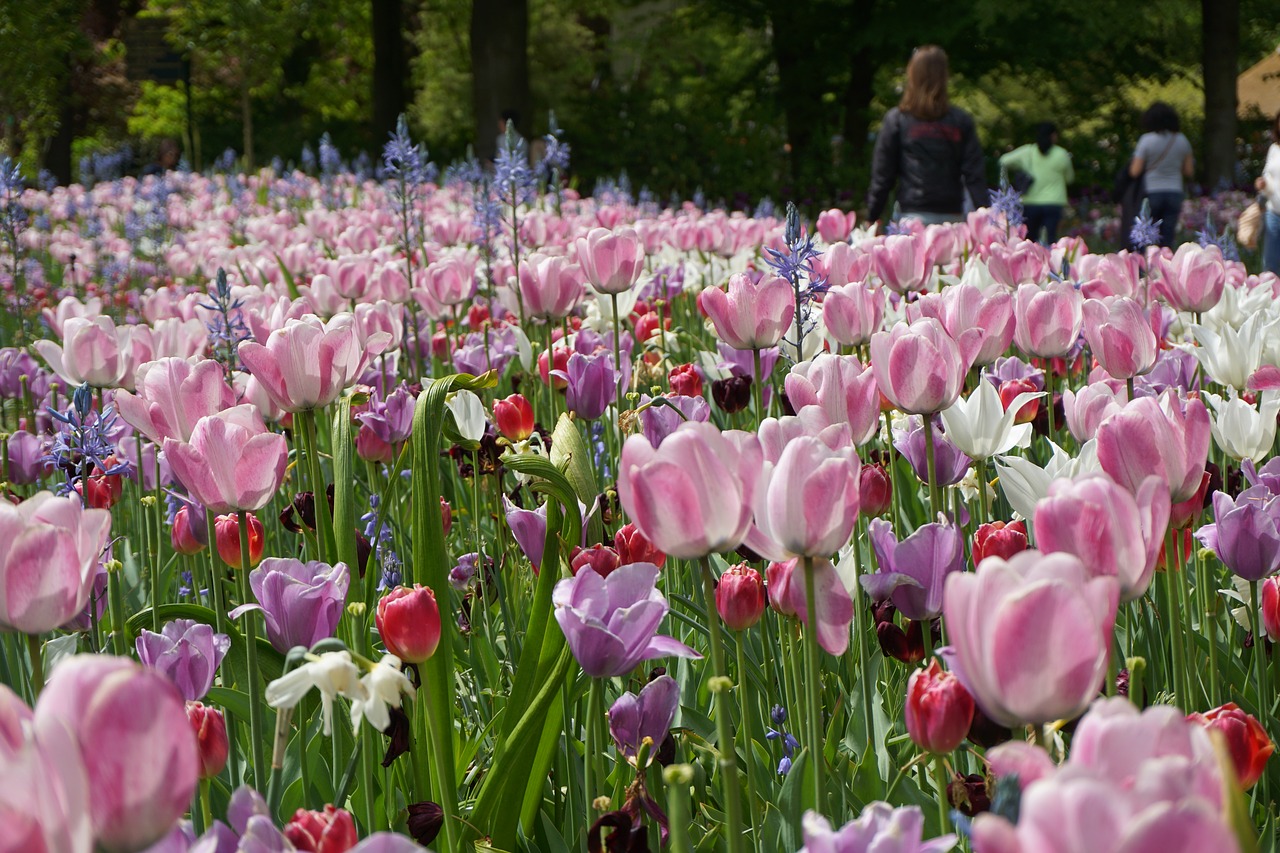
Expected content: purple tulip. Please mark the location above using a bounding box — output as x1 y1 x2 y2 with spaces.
892 416 972 486
230 558 350 652
357 384 416 446
1135 347 1200 397
6 429 50 485
552 562 700 678
136 619 231 701
0 348 50 399
800 803 955 853
504 496 547 572
862 518 964 621
639 394 710 447
608 674 679 761
982 356 1045 391
556 350 620 420
1194 486 1280 581
1243 457 1280 496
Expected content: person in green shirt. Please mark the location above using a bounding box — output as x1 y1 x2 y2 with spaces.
998 122 1075 245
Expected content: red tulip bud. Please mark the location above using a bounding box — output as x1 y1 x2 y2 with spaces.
613 523 666 568
634 311 665 343
538 346 571 389
1170 472 1211 530
77 455 125 509
284 805 359 853
1263 577 1280 643
376 584 442 664
493 394 535 441
569 544 621 578
998 378 1040 424
355 423 394 463
1186 703 1274 789
214 513 265 570
186 701 229 780
972 520 1028 565
669 363 703 398
716 563 766 631
431 329 450 362
172 505 207 556
859 463 893 518
468 303 491 331
441 498 453 536
905 659 975 754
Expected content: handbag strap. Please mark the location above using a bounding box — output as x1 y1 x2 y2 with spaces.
1146 135 1177 172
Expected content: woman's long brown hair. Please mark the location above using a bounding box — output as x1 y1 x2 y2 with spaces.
899 45 950 122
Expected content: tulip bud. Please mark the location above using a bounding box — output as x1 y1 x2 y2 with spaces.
614 522 666 568
669 363 703 398
1263 577 1280 643
716 563 765 630
570 544 621 578
635 311 663 343
441 497 453 536
1170 471 1211 530
468 303 490 331
538 346 570 390
186 701 228 780
355 422 394 463
376 584 442 663
406 802 444 846
493 394 535 441
1186 703 1274 789
172 505 208 555
766 559 798 616
711 376 752 414
283 805 359 853
431 329 450 362
972 520 1028 565
859 463 892 518
998 378 1040 424
904 659 975 754
79 469 124 510
214 513 265 569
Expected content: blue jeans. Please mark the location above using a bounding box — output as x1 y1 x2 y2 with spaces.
1145 191 1183 247
1264 208 1280 275
1023 204 1063 245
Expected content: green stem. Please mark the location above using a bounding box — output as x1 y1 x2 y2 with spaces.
108 563 128 656
611 292 624 435
802 555 826 816
932 755 951 834
664 766 694 853
1250 581 1268 717
238 510 268 790
302 409 336 564
976 458 990 527
852 517 876 750
199 780 213 838
585 677 604 821
205 509 227 636
25 633 43 697
751 348 765 426
923 412 941 519
735 634 760 846
699 559 746 853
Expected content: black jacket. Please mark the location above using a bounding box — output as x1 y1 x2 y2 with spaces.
865 106 987 222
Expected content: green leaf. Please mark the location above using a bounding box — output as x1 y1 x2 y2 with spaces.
331 395 359 608
274 253 301 300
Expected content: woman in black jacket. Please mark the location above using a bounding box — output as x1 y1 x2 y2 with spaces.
865 46 987 227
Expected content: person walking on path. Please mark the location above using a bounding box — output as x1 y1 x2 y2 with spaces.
1256 110 1280 274
998 122 1074 245
1127 102 1194 247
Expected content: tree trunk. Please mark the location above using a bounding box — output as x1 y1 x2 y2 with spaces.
241 82 254 170
46 60 75 184
841 46 879 189
371 0 408 148
768 8 833 204
1201 0 1239 191
470 0 530 164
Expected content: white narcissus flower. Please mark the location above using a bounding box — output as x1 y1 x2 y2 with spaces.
1205 390 1280 464
1187 313 1280 391
265 651 367 736
994 439 1100 525
350 655 416 732
939 381 1042 460
445 389 488 443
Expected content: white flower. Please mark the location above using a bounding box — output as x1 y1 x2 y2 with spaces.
1187 313 1280 391
349 655 416 732
1204 390 1280 463
445 389 488 443
265 651 367 736
778 311 827 364
958 467 996 505
939 381 1041 460
957 256 999 292
994 439 1099 526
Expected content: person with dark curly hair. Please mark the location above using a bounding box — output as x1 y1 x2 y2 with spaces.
1128 102 1194 247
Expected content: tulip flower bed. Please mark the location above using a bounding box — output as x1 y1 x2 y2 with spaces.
2 144 1280 853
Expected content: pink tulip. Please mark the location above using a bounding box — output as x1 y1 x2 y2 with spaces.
617 421 762 560
575 227 645 294
698 272 795 351
1013 281 1083 359
765 556 855 655
745 434 860 561
987 241 1050 287
820 282 883 347
238 314 390 413
113 357 236 445
0 492 112 634
912 283 1015 366
422 251 478 307
33 316 132 388
515 253 584 320
0 684 93 853
816 241 874 288
872 233 930 294
784 354 880 445
38 655 198 853
1078 251 1142 299
164 405 289 514
870 318 967 414
1153 243 1227 313
1081 296 1158 380
815 208 855 243
1062 383 1127 443
942 550 1118 726
1034 473 1171 601
1096 390 1211 502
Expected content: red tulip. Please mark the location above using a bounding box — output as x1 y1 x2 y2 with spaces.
859 463 892 518
493 394 534 441
971 521 1028 566
716 563 765 631
905 658 975 754
668 363 703 398
537 346 571 390
569 544 621 578
171 505 207 556
613 522 666 568
1262 577 1280 642
284 805 359 853
214 512 265 570
998 379 1040 425
1186 703 1274 789
376 584 442 663
186 701 228 780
